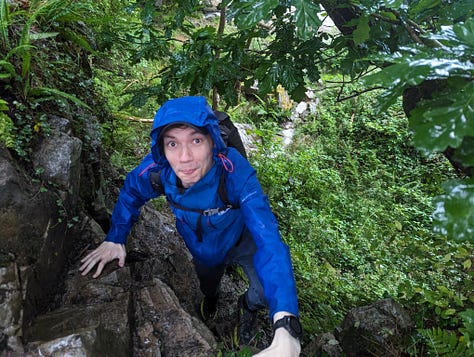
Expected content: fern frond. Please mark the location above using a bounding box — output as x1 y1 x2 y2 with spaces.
0 0 10 49
29 87 91 109
419 327 471 357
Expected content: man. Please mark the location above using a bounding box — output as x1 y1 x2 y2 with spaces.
80 96 302 356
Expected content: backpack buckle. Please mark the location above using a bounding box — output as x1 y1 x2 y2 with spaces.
202 205 233 216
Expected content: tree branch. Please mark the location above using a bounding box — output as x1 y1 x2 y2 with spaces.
212 5 227 110
114 113 153 123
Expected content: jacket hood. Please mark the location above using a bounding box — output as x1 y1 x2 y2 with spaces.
150 96 226 167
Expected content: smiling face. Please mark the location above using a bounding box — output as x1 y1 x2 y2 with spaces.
162 125 214 188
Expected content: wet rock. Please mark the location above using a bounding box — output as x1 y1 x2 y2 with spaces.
61 263 132 306
235 123 260 155
0 143 75 335
128 204 202 315
338 298 414 356
26 331 98 357
32 125 83 193
25 267 133 356
134 278 216 357
0 145 52 266
303 332 343 357
25 301 131 357
0 261 27 355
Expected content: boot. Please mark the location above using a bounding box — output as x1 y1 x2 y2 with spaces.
199 294 218 321
236 293 258 345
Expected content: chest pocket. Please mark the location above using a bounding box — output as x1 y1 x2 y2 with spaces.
166 169 240 242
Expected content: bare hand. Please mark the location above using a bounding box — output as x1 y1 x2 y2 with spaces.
253 328 301 357
79 241 126 278
253 311 301 357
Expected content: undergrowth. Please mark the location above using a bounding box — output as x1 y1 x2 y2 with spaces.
248 79 473 353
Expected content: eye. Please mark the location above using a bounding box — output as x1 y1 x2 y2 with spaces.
193 138 203 144
165 140 177 149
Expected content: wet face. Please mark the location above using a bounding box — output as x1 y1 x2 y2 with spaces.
162 125 214 188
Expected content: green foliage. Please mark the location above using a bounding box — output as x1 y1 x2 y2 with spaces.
0 0 94 97
1 0 472 354
0 0 117 158
101 114 151 173
249 79 472 342
0 98 15 148
213 346 253 357
418 327 473 357
119 0 326 107
362 16 474 243
460 309 474 350
433 178 474 242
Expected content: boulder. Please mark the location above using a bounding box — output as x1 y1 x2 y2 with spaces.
338 298 414 356
32 116 83 194
303 332 343 357
134 278 216 357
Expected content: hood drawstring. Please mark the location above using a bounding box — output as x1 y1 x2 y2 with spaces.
218 153 234 173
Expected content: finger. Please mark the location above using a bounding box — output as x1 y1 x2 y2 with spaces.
79 254 96 271
80 261 94 276
81 249 98 263
79 261 87 272
118 252 126 267
92 259 107 279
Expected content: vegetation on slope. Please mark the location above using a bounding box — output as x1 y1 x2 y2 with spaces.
1 0 473 355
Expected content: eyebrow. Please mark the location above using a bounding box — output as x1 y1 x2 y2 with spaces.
163 130 207 139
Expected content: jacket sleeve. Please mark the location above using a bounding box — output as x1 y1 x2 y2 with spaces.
105 153 160 244
230 153 299 319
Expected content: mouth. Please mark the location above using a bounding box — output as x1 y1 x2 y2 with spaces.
180 168 197 175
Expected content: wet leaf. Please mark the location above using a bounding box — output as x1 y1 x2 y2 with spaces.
353 16 370 45
294 0 321 40
410 81 474 152
230 0 279 30
433 178 474 242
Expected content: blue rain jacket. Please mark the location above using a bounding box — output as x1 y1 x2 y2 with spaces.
105 96 299 318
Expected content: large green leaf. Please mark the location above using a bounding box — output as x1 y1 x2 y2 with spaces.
352 15 370 45
229 0 279 30
363 60 431 111
363 18 474 113
429 18 474 48
452 0 474 21
409 81 474 152
453 17 474 47
433 177 474 243
452 136 474 167
294 0 322 40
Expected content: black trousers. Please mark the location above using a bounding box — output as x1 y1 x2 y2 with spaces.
193 228 266 311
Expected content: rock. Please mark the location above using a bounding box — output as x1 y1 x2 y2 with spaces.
235 123 260 155
27 331 99 357
0 145 52 265
338 298 414 356
25 265 133 356
0 261 26 355
0 143 77 335
128 204 201 314
134 278 216 357
32 124 83 193
303 332 343 357
25 301 132 356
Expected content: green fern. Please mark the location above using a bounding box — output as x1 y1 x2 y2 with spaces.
419 327 473 357
29 87 91 109
0 99 15 148
0 0 10 49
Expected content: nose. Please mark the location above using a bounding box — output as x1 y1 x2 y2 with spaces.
179 144 193 161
